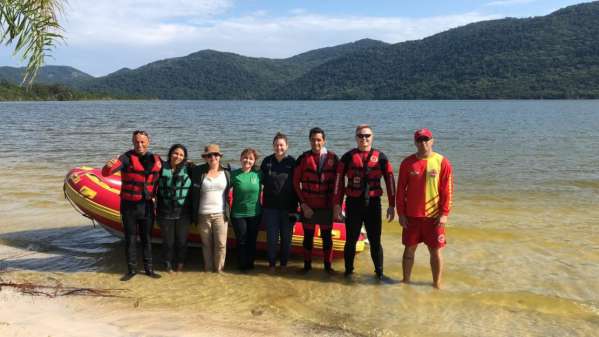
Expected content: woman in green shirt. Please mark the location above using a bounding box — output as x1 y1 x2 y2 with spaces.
230 148 262 271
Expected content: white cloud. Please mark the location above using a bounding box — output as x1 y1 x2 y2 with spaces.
485 0 537 6
50 4 499 75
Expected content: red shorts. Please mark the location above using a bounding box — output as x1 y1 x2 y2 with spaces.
402 217 446 248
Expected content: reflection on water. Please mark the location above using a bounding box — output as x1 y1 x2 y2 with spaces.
0 100 598 336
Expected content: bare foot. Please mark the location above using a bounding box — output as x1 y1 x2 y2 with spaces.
433 282 442 289
401 279 411 284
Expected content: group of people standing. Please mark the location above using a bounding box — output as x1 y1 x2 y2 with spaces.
103 124 453 289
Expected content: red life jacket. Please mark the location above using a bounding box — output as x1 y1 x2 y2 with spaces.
343 149 387 198
297 150 338 209
121 151 162 202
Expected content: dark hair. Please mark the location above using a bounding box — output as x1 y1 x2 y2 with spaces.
132 130 149 139
309 127 325 140
167 144 188 168
272 132 288 145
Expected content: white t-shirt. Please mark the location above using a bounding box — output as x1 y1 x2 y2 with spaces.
198 171 227 215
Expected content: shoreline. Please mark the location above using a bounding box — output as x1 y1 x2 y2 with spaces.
0 269 362 337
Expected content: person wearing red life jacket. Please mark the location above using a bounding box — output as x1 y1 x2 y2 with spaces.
102 130 162 281
333 124 396 280
396 128 453 289
293 127 339 273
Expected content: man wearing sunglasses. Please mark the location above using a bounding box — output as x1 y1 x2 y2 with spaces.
333 124 396 280
396 128 453 289
103 130 162 281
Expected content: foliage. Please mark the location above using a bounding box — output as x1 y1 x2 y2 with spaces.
0 79 113 100
0 0 64 85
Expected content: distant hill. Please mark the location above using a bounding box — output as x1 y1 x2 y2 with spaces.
0 81 111 101
2 2 599 99
0 66 93 85
73 39 388 99
271 2 599 99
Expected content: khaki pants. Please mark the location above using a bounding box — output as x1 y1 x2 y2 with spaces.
198 213 228 272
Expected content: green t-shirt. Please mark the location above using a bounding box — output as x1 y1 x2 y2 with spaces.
231 169 262 218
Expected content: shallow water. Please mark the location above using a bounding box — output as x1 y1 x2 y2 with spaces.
0 100 598 336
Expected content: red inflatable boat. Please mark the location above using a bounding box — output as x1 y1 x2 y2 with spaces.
64 166 365 258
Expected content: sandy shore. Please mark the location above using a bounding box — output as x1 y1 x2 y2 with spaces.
0 286 288 337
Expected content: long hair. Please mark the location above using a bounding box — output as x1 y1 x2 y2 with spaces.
167 144 188 169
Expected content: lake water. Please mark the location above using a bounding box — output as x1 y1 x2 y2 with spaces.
0 100 598 336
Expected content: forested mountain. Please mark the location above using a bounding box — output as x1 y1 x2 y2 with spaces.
73 39 387 99
0 66 93 85
271 2 599 99
2 2 598 99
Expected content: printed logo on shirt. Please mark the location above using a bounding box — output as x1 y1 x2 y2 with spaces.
370 156 378 163
410 170 420 176
251 175 258 184
428 169 438 178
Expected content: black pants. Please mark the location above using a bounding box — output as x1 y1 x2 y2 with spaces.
344 197 383 273
301 208 333 263
158 215 190 266
231 215 260 270
121 200 155 271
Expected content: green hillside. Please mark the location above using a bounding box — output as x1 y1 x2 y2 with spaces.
74 39 387 99
270 2 599 99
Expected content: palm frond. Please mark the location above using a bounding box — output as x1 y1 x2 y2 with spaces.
0 0 65 85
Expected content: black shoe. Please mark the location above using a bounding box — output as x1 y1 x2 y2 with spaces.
324 262 335 274
120 270 137 281
303 260 312 272
145 269 162 279
375 270 384 280
344 269 354 277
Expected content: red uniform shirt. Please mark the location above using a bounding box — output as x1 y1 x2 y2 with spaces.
396 152 453 218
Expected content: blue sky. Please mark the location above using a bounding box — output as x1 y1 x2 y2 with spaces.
0 0 589 76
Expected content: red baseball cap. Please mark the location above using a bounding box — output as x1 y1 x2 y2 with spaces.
414 128 433 141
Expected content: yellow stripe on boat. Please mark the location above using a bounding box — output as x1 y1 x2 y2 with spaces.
64 182 120 223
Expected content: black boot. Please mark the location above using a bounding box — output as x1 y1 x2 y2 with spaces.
120 269 137 282
145 266 162 279
375 269 384 280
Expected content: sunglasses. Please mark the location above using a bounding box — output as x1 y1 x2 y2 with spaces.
356 134 372 139
416 137 431 142
202 152 221 158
